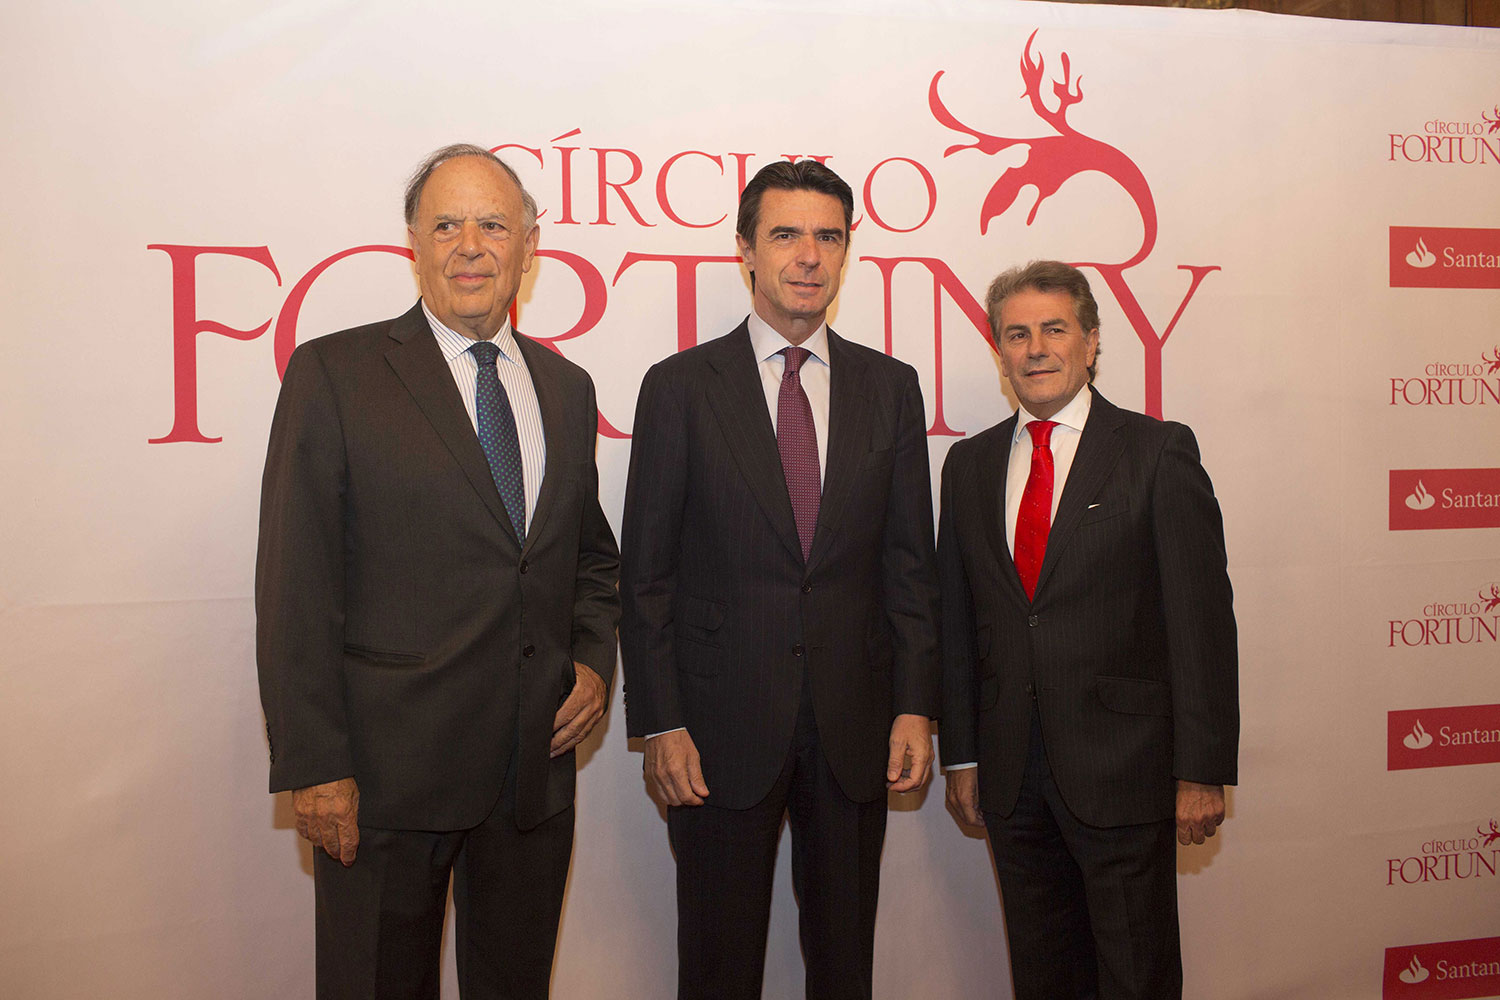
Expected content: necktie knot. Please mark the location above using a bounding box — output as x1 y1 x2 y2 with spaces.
471 340 500 367
1027 419 1057 450
781 346 810 376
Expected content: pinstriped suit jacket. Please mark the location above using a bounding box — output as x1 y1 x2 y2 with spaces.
620 322 941 810
937 388 1238 828
255 303 620 832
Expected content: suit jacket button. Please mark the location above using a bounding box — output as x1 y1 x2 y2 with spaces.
792 643 804 657
523 644 536 657
801 582 812 594
519 559 529 574
1028 615 1039 627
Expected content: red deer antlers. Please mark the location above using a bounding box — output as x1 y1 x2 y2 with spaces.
928 30 1158 269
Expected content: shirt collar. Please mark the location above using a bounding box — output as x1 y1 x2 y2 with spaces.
421 300 522 365
1012 384 1093 443
746 309 831 369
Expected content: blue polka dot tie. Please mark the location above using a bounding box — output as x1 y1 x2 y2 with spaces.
1014 420 1057 601
777 346 820 562
471 341 526 543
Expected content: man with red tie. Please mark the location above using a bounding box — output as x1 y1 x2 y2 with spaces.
938 261 1239 999
620 160 941 1000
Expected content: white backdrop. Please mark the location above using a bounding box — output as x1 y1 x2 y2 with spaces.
3 2 1499 997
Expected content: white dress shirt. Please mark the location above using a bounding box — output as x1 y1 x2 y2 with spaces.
746 309 831 489
947 386 1093 772
1004 387 1093 556
422 301 547 534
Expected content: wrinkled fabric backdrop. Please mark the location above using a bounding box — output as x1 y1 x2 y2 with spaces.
3 1 1498 996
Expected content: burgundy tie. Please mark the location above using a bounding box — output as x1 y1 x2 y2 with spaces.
1014 420 1057 601
777 347 820 561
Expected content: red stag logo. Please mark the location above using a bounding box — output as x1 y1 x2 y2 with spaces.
1484 106 1500 135
928 29 1157 269
1482 346 1500 375
1480 584 1500 613
1480 819 1500 847
925 30 1221 419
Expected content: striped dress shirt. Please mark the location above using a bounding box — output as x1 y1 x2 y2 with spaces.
422 301 546 534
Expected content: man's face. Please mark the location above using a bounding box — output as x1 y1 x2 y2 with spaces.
996 288 1099 420
409 156 538 341
736 188 848 341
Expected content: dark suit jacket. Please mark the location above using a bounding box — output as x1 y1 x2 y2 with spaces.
256 302 619 832
619 322 941 810
938 389 1237 828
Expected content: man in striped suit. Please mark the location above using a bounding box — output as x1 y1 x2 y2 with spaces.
620 160 941 1000
939 261 1239 1000
256 144 619 998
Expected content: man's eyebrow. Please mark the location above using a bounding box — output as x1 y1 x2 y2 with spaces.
814 227 846 239
1003 318 1068 334
766 224 802 236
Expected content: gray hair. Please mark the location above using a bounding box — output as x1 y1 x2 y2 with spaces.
985 260 1102 382
403 143 538 231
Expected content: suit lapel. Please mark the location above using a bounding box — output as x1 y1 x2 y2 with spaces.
513 332 566 553
807 330 870 569
383 302 522 546
977 415 1029 603
1033 388 1125 598
704 323 805 564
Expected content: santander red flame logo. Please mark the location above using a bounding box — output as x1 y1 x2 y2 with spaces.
927 31 1221 418
929 30 1157 269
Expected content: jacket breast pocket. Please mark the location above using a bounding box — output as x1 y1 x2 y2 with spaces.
1079 497 1130 525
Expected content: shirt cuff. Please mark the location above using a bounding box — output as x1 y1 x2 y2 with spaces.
944 761 978 770
646 727 686 740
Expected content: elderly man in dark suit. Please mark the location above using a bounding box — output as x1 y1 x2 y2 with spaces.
256 143 620 999
619 160 942 1000
939 260 1238 999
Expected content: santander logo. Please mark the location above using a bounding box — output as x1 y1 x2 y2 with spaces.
1383 935 1500 997
1399 954 1431 984
1403 721 1434 750
1389 703 1500 771
1406 480 1437 511
1406 238 1437 269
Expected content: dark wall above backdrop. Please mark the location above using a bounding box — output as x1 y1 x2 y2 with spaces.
1043 0 1499 27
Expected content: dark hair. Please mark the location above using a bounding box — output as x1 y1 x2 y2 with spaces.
736 160 855 245
403 143 538 230
985 260 1102 381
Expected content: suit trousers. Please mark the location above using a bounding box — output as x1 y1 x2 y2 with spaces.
312 751 574 1000
984 709 1181 1000
667 671 888 1000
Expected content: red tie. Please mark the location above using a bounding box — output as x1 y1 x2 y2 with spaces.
777 347 820 562
1014 420 1057 601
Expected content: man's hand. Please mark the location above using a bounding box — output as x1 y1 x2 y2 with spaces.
293 777 360 866
886 713 934 793
644 729 709 807
1176 780 1226 845
945 768 984 828
551 662 608 757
